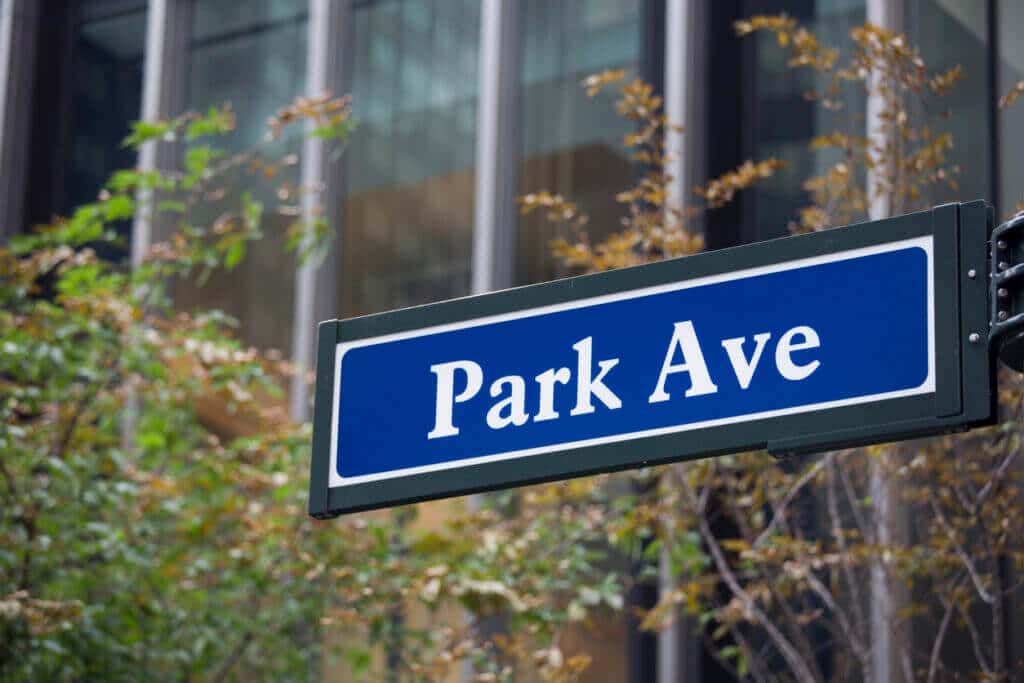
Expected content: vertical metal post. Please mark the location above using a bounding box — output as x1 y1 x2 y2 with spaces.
0 0 39 240
123 0 189 452
464 3 520 680
660 2 705 681
866 1 904 680
131 0 189 266
866 0 899 225
663 0 689 235
289 0 350 422
471 0 520 296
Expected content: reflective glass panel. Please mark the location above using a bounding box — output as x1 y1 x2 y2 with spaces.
68 7 147 257
177 0 308 356
999 0 1024 217
339 0 480 316
516 0 642 285
749 0 866 242
910 0 990 207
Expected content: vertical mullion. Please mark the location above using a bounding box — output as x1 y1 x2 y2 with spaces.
987 0 1000 217
290 0 350 422
465 4 520 677
865 4 902 682
661 2 689 676
660 6 703 681
0 0 40 240
471 0 519 296
131 0 189 266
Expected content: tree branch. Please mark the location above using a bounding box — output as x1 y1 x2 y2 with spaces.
926 487 995 604
955 598 993 676
927 585 957 683
753 454 831 548
826 458 867 641
681 478 820 683
975 444 1020 507
837 458 871 541
212 631 253 683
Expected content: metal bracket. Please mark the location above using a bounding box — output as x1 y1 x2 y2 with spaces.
989 211 1024 371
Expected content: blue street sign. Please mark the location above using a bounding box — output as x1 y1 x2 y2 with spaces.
309 203 995 517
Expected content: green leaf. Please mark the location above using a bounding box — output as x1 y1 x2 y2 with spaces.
102 194 135 221
185 105 236 140
157 200 187 214
123 120 172 149
224 241 245 270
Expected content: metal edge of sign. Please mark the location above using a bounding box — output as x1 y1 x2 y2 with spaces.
309 319 340 518
308 202 997 518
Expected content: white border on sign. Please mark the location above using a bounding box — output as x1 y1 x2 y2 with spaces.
328 236 936 488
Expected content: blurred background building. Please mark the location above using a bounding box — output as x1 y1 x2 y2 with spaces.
0 0 1021 681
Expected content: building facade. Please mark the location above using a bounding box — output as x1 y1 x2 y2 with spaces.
0 0 1021 680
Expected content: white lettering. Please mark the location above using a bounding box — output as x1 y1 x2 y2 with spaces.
648 321 719 403
775 326 821 381
486 375 530 429
534 367 571 422
427 360 483 439
721 332 771 389
570 337 622 415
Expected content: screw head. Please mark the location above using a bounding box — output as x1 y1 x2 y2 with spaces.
998 240 1008 250
969 332 981 343
999 288 1010 298
999 310 1009 321
999 262 1009 271
968 268 977 279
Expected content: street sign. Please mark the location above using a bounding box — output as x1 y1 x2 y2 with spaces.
309 202 996 518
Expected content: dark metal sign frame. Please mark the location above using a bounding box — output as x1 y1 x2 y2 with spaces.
309 201 996 518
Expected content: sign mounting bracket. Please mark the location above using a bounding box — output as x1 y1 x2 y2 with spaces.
990 211 1024 371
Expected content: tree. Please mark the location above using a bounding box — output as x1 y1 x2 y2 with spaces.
0 87 629 682
524 16 1024 683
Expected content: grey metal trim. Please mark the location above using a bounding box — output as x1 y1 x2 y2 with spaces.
865 2 905 680
471 0 520 295
661 3 703 679
664 0 702 238
290 0 351 422
0 0 40 240
131 0 190 266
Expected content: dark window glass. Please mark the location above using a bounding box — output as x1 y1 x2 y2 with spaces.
998 0 1024 217
515 0 642 286
339 0 480 316
909 0 990 208
175 0 307 356
707 0 866 248
69 9 146 210
40 3 146 259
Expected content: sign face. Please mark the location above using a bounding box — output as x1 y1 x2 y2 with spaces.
309 203 995 517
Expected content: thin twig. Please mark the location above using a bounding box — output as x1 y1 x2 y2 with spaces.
927 584 958 683
838 459 871 541
926 487 995 604
681 478 820 683
955 596 994 676
826 458 867 641
753 454 831 547
212 631 253 683
975 445 1020 505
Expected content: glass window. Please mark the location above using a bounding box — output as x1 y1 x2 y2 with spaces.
999 0 1024 217
175 0 308 356
909 0 990 207
68 4 148 257
339 0 480 317
743 0 866 245
515 0 642 285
